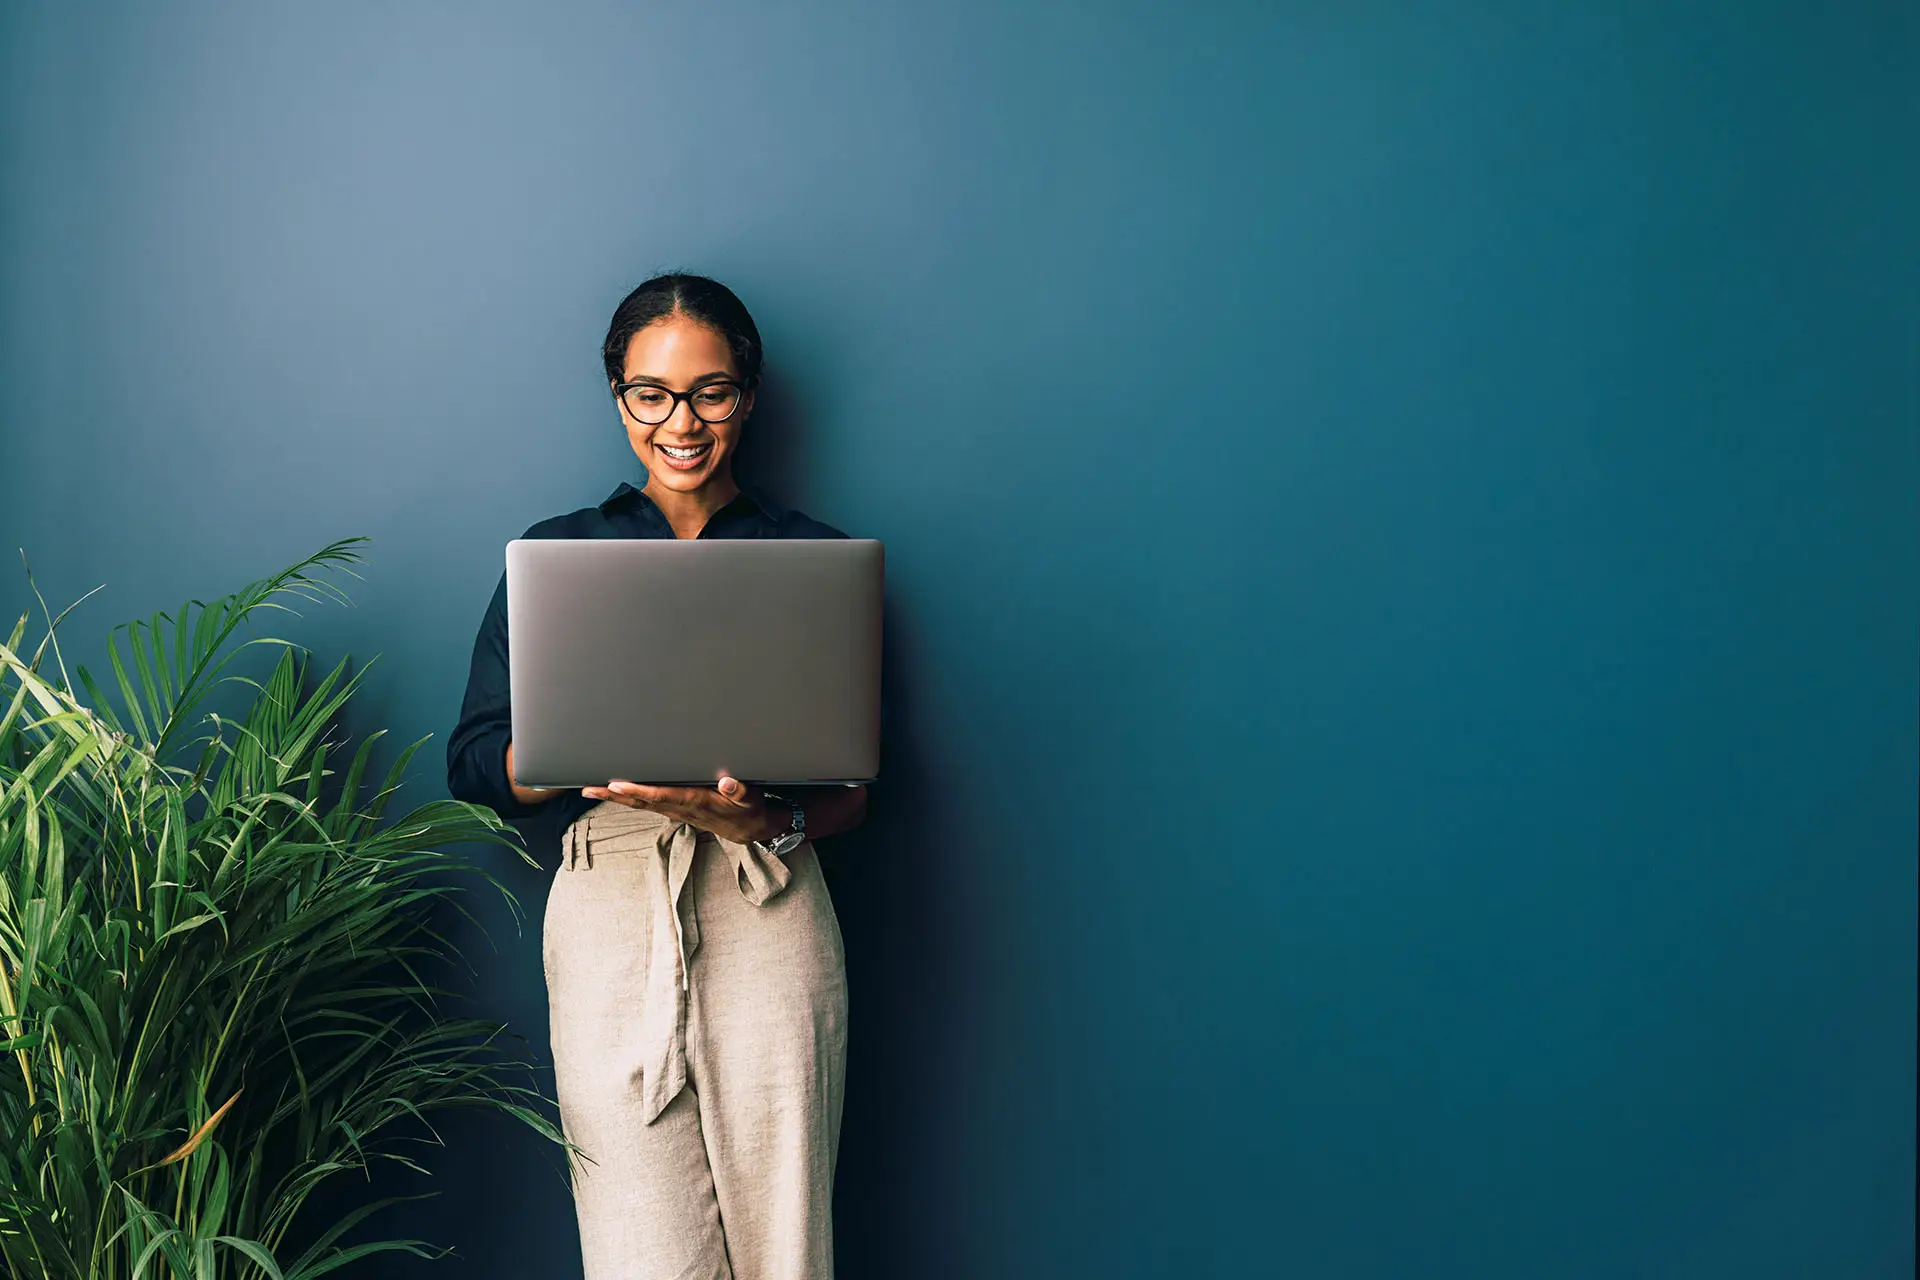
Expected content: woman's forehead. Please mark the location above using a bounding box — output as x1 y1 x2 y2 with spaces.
623 314 735 377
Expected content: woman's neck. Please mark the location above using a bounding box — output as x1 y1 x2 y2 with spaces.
643 470 741 539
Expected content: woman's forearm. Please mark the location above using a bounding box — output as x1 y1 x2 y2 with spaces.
785 784 867 843
505 741 568 807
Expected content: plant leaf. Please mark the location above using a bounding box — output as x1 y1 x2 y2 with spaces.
154 1088 243 1168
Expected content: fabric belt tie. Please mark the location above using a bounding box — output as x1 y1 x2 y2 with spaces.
564 805 795 1124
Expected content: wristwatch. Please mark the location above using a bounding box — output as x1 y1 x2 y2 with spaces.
756 791 806 857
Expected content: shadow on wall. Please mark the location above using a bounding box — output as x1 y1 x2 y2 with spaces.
732 361 810 501
816 593 956 1278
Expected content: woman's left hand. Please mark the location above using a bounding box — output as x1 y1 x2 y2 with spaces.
582 774 778 846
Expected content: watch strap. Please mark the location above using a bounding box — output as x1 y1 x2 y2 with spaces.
758 791 805 852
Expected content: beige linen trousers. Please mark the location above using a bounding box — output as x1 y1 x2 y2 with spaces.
545 799 848 1279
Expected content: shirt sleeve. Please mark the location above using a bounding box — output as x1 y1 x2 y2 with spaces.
445 570 549 818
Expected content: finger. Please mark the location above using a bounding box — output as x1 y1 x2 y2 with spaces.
606 781 695 805
715 775 759 809
582 787 647 808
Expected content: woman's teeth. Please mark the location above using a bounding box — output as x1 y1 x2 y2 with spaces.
658 443 710 460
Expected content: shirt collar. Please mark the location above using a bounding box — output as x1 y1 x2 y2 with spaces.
598 480 782 522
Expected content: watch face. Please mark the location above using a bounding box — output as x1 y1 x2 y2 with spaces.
771 830 806 856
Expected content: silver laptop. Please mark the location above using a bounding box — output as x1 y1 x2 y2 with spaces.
505 538 883 788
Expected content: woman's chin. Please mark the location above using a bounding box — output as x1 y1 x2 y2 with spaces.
644 461 730 493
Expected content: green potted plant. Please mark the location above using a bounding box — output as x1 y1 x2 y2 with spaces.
0 539 565 1278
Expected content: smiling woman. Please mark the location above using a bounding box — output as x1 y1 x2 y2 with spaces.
445 272 870 1280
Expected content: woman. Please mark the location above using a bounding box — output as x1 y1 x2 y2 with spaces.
446 273 869 1280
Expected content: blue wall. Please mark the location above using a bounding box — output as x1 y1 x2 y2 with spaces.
3 2 1913 1276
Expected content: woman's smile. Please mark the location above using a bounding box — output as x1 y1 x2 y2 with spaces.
653 439 713 470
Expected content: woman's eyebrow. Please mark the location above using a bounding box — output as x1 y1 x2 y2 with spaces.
621 371 735 386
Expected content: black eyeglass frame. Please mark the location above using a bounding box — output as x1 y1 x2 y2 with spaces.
612 378 753 425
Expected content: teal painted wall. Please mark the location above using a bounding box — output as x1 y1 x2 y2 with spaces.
2 2 1913 1276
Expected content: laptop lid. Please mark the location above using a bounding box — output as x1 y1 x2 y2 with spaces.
505 538 882 788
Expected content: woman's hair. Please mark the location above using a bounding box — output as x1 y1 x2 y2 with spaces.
601 272 765 388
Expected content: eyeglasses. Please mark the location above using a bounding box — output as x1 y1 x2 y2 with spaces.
613 379 747 425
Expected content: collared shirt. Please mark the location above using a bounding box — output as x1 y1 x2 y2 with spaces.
445 480 866 832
